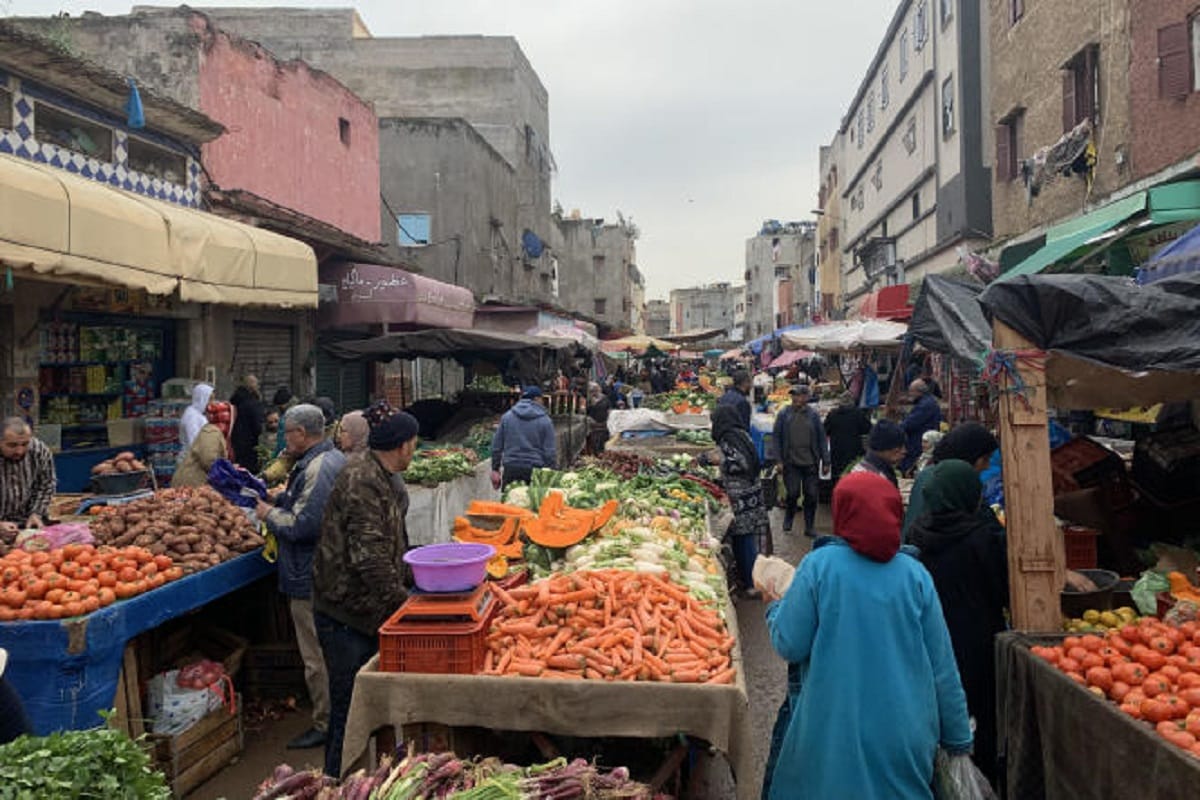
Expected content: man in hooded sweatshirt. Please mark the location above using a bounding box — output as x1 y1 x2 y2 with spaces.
490 386 557 490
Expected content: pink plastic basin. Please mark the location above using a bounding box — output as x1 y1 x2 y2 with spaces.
403 542 496 592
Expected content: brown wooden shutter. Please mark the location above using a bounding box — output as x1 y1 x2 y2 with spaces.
1062 69 1077 132
1158 23 1192 99
1080 47 1098 122
996 124 1011 181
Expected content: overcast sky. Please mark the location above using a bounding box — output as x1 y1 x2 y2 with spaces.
6 0 896 300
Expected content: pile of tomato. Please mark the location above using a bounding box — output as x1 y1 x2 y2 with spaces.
1032 616 1200 756
0 544 182 621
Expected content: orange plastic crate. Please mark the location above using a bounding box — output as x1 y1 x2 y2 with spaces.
1063 525 1098 570
378 585 496 674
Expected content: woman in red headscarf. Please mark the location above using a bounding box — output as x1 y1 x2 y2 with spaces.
761 471 973 800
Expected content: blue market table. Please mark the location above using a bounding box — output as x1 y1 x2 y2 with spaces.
0 550 275 734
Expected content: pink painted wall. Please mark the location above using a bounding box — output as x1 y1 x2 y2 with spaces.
193 15 381 242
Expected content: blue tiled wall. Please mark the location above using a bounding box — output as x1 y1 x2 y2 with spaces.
0 75 201 208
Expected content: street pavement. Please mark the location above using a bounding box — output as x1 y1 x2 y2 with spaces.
727 503 826 800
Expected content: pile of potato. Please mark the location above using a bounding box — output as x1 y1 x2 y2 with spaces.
87 486 263 573
90 451 148 475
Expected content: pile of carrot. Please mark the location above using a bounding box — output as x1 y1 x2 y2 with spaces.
483 569 736 685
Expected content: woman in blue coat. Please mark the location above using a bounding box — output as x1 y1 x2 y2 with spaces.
763 470 973 800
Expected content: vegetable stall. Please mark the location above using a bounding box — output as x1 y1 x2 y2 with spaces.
960 273 1200 798
337 461 755 798
0 485 276 794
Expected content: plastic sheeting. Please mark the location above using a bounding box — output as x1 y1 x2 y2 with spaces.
908 276 991 364
0 551 274 734
980 273 1200 373
1136 221 1200 285
781 320 907 352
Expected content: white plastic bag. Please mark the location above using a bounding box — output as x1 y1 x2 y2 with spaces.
146 669 223 736
933 750 997 800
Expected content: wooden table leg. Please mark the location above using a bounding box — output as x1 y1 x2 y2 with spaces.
649 741 689 793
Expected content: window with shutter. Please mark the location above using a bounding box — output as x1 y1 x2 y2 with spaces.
1062 69 1076 132
1062 46 1099 132
1158 22 1192 99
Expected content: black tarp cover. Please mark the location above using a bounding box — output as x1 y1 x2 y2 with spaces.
324 328 583 362
323 328 588 384
909 275 991 364
979 273 1200 373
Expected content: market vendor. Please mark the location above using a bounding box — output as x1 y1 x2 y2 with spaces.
313 410 419 778
490 386 557 491
255 404 347 752
0 417 56 531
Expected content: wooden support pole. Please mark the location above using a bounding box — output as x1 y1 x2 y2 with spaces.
994 321 1063 632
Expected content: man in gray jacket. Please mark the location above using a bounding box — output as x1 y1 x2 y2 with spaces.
772 384 829 536
490 386 557 490
255 404 347 750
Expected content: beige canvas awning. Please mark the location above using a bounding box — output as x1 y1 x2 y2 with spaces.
0 153 317 307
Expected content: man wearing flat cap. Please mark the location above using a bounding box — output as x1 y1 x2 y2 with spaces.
772 384 829 536
490 386 558 491
312 410 419 778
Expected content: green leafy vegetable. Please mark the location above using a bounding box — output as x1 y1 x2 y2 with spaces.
0 721 170 800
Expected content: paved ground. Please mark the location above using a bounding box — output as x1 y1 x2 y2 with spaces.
187 504 831 799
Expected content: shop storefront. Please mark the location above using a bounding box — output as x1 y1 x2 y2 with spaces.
0 152 318 488
317 261 475 410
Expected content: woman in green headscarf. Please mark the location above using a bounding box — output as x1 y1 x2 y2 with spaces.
909 459 1007 785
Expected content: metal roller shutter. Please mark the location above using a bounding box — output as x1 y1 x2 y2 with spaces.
316 349 368 414
232 322 294 396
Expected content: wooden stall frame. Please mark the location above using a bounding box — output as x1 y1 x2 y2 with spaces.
994 321 1065 632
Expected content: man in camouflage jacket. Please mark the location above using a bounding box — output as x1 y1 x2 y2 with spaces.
313 411 419 778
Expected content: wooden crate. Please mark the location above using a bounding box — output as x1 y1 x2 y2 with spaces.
243 643 308 700
147 695 243 798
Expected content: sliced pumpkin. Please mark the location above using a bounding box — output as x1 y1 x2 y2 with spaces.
592 499 620 530
486 554 509 579
522 516 591 549
467 500 535 518
538 490 565 519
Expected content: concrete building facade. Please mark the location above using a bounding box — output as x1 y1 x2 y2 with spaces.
834 0 991 304
553 215 642 335
816 143 845 316
182 6 558 306
989 0 1134 244
743 221 816 339
22 7 382 243
644 300 671 338
377 117 523 297
668 283 738 337
1128 0 1200 182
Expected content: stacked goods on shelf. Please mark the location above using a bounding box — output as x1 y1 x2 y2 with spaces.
144 398 190 482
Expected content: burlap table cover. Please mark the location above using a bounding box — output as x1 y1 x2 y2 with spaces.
342 602 755 799
997 631 1200 799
